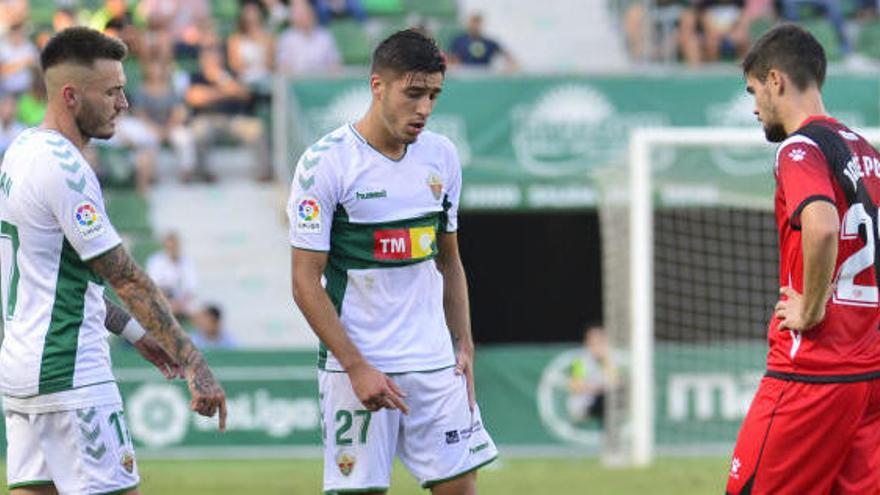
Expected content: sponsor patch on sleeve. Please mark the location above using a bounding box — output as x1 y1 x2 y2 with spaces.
74 201 105 240
295 196 322 234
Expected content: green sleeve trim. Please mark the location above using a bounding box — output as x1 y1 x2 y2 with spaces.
292 245 330 254
93 482 139 495
7 379 117 399
421 455 499 488
324 487 388 494
9 480 54 489
318 365 456 375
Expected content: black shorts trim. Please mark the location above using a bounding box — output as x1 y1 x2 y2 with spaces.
765 369 880 383
789 195 835 231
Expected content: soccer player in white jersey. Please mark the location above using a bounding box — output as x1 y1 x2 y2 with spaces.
0 27 227 495
288 30 498 494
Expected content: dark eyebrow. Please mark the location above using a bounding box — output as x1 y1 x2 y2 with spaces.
746 86 754 94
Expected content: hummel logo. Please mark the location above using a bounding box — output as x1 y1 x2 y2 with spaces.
788 148 806 162
356 190 387 200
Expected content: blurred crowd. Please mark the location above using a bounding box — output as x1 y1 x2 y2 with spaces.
0 0 519 196
624 0 880 66
0 0 875 195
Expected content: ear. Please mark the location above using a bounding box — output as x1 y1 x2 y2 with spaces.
61 84 78 108
369 73 383 98
767 69 785 97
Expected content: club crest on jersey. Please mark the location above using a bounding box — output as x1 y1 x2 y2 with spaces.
121 451 135 474
427 173 443 201
296 196 322 234
336 452 356 476
74 201 104 240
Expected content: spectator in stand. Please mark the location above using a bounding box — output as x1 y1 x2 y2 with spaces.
228 2 274 90
113 58 200 190
448 13 518 71
0 94 23 155
16 66 45 126
36 7 79 48
624 0 689 62
91 0 144 57
0 0 27 36
311 0 367 25
275 1 342 76
261 0 290 31
139 0 212 58
190 304 238 350
146 230 199 321
0 20 38 95
679 0 753 66
778 0 852 55
185 44 272 181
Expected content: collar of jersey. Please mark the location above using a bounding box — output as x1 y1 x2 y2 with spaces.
799 115 838 128
348 123 409 163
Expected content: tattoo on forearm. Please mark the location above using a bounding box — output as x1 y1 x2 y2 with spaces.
89 245 195 363
103 295 131 335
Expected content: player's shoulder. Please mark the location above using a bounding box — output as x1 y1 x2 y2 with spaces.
775 133 822 166
299 125 353 167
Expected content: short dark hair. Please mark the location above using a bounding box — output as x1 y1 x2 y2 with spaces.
742 23 826 91
371 29 446 76
40 27 127 72
204 304 222 322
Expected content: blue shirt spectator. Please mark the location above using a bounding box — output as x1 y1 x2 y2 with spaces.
447 13 517 70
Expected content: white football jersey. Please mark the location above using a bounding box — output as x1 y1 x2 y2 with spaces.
287 124 461 373
0 128 122 402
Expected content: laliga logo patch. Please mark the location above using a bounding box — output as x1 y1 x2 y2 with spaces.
121 451 135 474
74 201 104 240
336 451 356 477
296 196 322 234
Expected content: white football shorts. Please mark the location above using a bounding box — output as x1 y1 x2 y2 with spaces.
6 403 140 494
319 366 498 493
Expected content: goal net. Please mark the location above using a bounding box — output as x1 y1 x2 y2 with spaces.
599 127 880 466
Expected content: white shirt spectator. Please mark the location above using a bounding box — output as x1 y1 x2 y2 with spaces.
0 29 37 95
275 27 341 76
145 249 198 314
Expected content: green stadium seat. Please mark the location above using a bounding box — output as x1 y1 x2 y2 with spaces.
104 189 153 236
405 0 458 21
435 22 462 48
31 3 55 30
362 0 405 16
801 18 842 61
857 20 880 59
130 238 161 266
330 20 373 65
749 16 776 43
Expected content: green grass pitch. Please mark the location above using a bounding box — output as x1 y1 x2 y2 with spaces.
3 457 730 494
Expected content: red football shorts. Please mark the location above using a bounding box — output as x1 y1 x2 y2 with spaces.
726 376 880 495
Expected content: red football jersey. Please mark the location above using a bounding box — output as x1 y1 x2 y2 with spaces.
769 116 880 378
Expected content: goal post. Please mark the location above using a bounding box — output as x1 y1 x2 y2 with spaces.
609 126 880 467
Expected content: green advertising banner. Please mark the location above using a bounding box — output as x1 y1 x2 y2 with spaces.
0 343 770 456
284 74 880 210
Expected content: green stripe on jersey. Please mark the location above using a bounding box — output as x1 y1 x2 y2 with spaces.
39 239 100 394
330 211 441 270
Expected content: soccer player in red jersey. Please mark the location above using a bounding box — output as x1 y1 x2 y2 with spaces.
727 24 880 495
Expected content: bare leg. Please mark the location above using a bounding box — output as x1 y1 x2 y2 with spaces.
431 470 477 495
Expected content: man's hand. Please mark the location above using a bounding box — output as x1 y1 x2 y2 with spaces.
775 286 826 332
455 342 476 411
348 362 408 414
184 353 228 431
132 334 184 380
